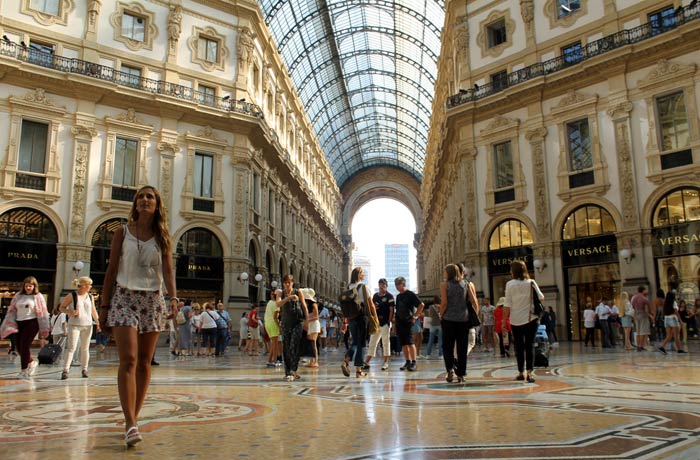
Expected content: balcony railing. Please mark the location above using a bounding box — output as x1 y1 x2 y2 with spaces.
15 172 46 191
0 41 263 117
447 4 700 109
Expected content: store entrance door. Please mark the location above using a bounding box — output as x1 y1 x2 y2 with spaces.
564 263 621 341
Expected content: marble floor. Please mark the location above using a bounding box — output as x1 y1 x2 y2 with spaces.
1 340 699 460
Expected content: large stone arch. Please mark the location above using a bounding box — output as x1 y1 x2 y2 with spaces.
641 181 700 230
0 199 67 244
479 212 539 253
551 197 623 243
172 222 231 257
341 166 423 237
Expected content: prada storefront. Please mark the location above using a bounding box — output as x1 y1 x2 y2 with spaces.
487 219 534 301
0 208 58 316
176 228 224 304
561 205 620 341
651 187 700 302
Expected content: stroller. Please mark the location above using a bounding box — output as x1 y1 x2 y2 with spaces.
534 324 549 368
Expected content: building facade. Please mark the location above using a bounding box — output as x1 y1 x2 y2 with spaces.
0 0 345 317
385 243 410 295
420 0 700 340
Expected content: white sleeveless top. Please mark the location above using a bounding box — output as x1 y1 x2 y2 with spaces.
116 226 164 291
68 293 94 327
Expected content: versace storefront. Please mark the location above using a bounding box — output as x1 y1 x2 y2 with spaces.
487 219 534 300
561 205 620 341
651 187 700 302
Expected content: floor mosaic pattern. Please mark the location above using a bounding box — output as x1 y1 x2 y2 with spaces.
1 342 698 459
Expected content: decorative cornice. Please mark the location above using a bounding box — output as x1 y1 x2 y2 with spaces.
637 59 696 90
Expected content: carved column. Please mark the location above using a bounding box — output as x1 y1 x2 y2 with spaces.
69 123 97 243
607 102 639 229
85 0 102 40
166 5 182 64
229 140 253 310
453 15 470 89
525 127 552 241
520 0 535 49
157 132 180 217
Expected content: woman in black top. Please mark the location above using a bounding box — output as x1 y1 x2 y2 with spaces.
278 274 308 381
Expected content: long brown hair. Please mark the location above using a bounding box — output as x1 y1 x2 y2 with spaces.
21 276 40 295
445 264 459 282
129 185 171 255
510 260 529 280
350 267 363 284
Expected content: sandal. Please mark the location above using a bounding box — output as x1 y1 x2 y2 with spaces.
526 374 535 383
294 373 302 380
456 376 465 384
125 426 142 447
356 369 367 378
515 374 525 381
446 370 454 383
341 360 350 377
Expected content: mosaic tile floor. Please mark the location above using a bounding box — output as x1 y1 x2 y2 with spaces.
1 341 699 459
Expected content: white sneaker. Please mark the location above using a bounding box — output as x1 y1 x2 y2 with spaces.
18 370 29 379
381 362 389 371
27 360 38 376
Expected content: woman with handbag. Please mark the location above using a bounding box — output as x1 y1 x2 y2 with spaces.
503 260 544 383
439 264 479 383
342 267 376 378
0 276 50 378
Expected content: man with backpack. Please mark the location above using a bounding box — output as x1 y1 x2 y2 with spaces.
394 276 424 372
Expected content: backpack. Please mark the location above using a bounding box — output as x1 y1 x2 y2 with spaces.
70 292 94 316
176 310 186 325
339 285 363 319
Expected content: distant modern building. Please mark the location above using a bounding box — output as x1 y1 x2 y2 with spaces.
353 252 373 289
385 244 409 296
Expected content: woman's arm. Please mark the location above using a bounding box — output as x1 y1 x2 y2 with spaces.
100 226 125 307
363 285 377 316
299 291 309 317
468 282 480 315
162 251 177 300
58 294 76 316
532 280 545 301
439 282 448 318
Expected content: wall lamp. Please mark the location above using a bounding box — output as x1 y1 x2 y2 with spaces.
619 248 635 264
237 272 249 283
271 280 278 288
254 273 263 283
72 260 84 277
533 259 547 273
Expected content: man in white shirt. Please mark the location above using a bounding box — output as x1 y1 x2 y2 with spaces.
595 298 612 348
608 299 620 347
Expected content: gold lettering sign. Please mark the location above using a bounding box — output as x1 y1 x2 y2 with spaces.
188 264 212 272
7 252 39 260
566 245 612 257
658 232 700 246
491 255 532 267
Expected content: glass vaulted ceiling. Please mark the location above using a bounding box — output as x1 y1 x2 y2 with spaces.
258 0 445 187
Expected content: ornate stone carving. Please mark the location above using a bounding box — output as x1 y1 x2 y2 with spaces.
637 59 696 90
614 120 639 228
167 5 182 53
238 27 255 71
606 101 633 121
159 155 174 214
527 128 551 240
70 142 89 242
476 9 516 59
193 125 219 141
453 15 469 50
88 0 101 27
464 154 478 251
555 90 588 109
109 2 158 52
115 108 143 124
70 125 97 139
24 88 56 106
233 169 247 254
482 115 519 134
157 141 181 154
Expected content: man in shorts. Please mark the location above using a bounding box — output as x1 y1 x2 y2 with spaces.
394 276 424 372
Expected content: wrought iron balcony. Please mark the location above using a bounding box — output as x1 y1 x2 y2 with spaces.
447 4 700 109
0 41 263 117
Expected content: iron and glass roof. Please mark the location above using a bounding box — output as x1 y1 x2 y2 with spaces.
258 0 445 187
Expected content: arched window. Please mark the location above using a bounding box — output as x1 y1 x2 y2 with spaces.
0 208 57 242
248 241 257 276
176 228 223 256
91 218 128 248
488 219 533 250
652 187 700 227
562 205 616 240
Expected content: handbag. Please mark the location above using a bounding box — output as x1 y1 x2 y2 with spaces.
530 280 544 320
362 284 380 335
465 281 481 329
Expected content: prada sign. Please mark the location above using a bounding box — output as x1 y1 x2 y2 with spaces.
488 246 533 275
0 239 57 270
652 221 700 257
176 255 224 280
561 234 618 268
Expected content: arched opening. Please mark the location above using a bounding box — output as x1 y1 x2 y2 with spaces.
651 187 700 301
0 207 59 312
90 217 128 289
487 219 534 301
265 249 273 298
176 228 224 304
350 198 417 297
561 204 619 342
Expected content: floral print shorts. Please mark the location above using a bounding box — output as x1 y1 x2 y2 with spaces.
107 286 166 334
